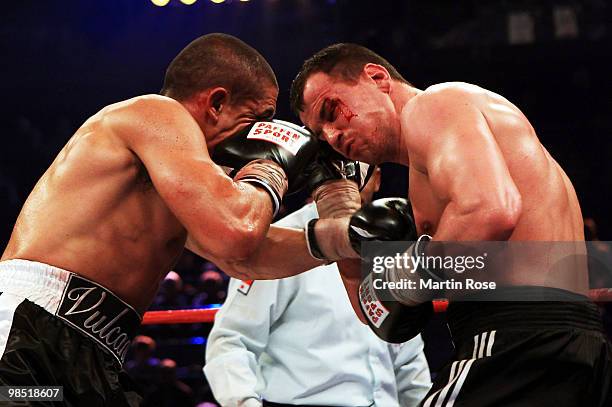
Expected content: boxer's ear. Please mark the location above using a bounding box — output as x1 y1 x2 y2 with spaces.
203 87 230 124
363 63 391 94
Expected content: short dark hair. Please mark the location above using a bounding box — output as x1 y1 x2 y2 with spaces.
161 33 278 103
290 43 409 115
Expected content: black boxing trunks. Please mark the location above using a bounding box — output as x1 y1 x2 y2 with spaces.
421 286 612 407
0 259 142 406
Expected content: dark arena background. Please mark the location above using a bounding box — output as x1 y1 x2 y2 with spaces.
1 1 611 406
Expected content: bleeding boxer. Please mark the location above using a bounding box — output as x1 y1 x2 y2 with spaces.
290 43 612 406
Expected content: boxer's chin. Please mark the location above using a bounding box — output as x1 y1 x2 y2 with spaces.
343 145 362 161
350 145 380 165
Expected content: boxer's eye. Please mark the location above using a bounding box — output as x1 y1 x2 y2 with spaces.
257 108 275 121
326 100 338 122
319 99 336 123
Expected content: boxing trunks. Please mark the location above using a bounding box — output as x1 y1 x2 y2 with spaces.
0 259 142 406
421 286 612 407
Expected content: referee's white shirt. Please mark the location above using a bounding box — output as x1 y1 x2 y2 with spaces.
204 203 431 407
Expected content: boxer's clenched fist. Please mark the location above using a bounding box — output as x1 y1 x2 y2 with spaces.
213 120 318 215
348 198 417 253
304 142 374 219
305 142 374 194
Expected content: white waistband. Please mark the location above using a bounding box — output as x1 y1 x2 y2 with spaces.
0 259 73 315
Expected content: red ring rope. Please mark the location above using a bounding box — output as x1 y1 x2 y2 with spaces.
141 289 611 325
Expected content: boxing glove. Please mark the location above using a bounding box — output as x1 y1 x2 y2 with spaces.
348 198 417 254
359 277 434 343
349 197 444 296
212 120 319 215
305 197 415 261
306 197 438 342
302 142 374 194
350 198 437 342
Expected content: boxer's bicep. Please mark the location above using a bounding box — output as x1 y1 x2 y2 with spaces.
417 94 521 238
427 116 515 209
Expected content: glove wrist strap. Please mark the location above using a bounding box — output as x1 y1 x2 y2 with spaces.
305 219 327 261
305 218 359 261
313 180 361 219
234 159 288 216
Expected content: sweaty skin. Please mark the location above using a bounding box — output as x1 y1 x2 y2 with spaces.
2 94 320 313
403 83 586 295
300 70 587 309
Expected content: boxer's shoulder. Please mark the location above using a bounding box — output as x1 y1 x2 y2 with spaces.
103 94 189 124
423 81 486 98
408 82 483 115
98 95 200 145
403 82 490 131
124 93 183 110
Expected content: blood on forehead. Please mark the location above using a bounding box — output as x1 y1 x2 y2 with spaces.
338 100 357 122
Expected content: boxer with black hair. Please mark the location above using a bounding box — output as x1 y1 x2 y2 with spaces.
291 43 612 406
0 34 320 405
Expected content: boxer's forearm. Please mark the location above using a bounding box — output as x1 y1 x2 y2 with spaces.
213 225 323 280
304 218 359 261
164 164 277 263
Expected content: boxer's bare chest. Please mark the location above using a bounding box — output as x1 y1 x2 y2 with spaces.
408 166 447 236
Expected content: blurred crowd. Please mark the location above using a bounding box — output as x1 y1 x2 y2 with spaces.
150 265 227 312
126 336 214 407
125 252 229 406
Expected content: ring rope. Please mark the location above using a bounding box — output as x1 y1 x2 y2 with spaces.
141 288 611 325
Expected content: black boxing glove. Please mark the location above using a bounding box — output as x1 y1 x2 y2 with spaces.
303 142 375 194
306 198 441 341
212 120 319 215
350 198 444 301
348 198 417 253
305 197 414 261
358 276 434 343
349 198 439 342
302 142 375 219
